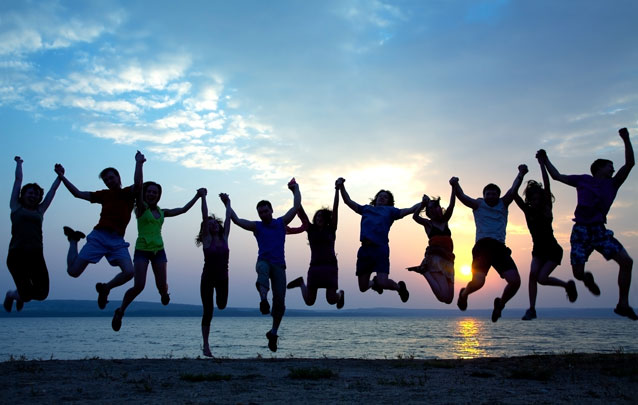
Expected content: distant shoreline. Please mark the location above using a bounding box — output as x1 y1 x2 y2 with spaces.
1 353 636 403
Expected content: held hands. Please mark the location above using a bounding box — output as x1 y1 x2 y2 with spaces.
449 176 459 185
619 127 630 140
535 149 547 162
14 156 23 164
420 194 430 207
518 164 529 175
335 177 345 189
219 193 230 205
135 150 146 163
287 177 299 191
54 163 65 176
197 188 207 197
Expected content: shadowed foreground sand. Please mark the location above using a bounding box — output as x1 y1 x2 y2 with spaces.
1 353 637 404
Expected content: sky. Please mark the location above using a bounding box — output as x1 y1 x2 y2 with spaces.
1 0 638 312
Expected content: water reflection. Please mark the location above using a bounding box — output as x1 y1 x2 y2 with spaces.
453 318 487 359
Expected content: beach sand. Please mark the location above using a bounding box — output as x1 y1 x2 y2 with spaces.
1 353 637 404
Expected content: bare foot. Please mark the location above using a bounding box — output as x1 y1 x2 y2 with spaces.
203 346 213 357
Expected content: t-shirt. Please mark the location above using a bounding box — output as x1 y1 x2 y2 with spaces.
307 225 337 266
135 206 165 252
566 175 617 225
90 186 135 236
359 205 402 246
473 198 507 243
254 217 286 266
9 205 43 250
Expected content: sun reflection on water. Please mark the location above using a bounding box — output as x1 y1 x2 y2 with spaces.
453 318 487 359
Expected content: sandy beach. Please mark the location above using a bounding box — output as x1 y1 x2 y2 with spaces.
1 353 636 404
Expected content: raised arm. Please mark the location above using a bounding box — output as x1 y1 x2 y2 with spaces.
336 177 362 214
513 193 526 212
220 193 232 241
286 205 310 234
10 156 23 211
397 201 421 218
442 184 456 222
134 151 146 218
164 188 205 217
281 178 302 225
502 164 528 206
538 152 553 207
449 177 479 209
331 186 339 230
613 127 635 188
224 194 257 232
537 149 573 186
412 194 430 226
55 164 91 201
39 165 63 214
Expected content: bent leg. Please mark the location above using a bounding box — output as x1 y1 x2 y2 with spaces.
358 273 372 292
151 261 168 297
375 273 399 290
424 272 453 304
501 269 521 305
613 249 633 307
119 261 149 313
325 288 340 305
107 258 135 290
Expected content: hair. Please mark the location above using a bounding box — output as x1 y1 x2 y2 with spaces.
19 183 44 206
313 208 333 227
370 189 395 206
142 181 163 205
195 215 224 246
590 159 612 176
256 200 272 210
99 167 120 180
523 180 554 206
482 183 501 195
425 196 443 219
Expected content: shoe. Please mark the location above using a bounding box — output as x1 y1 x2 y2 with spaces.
266 331 278 352
3 292 13 312
63 226 86 242
161 292 170 306
95 283 109 309
583 272 600 296
286 277 303 289
371 276 383 294
111 308 123 331
457 288 467 311
521 308 537 321
203 346 213 358
259 299 270 315
406 265 424 274
398 281 409 303
614 304 638 321
566 280 578 303
15 298 24 312
492 298 504 322
336 291 345 309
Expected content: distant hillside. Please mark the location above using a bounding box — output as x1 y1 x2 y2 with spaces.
0 300 617 318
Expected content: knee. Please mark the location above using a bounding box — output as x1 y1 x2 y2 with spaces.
536 274 549 285
201 313 213 326
67 268 81 278
271 303 285 319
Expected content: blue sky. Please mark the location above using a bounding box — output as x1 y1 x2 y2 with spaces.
2 0 638 311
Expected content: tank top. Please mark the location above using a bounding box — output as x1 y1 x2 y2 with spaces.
203 240 229 274
307 225 337 266
135 206 165 252
10 205 43 250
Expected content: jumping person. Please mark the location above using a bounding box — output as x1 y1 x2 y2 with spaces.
452 164 528 322
225 178 301 352
197 192 232 357
287 181 344 309
408 181 456 304
4 157 62 312
540 127 636 320
515 152 577 320
336 177 419 302
56 151 145 309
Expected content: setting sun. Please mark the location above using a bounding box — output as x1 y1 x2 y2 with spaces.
460 265 472 277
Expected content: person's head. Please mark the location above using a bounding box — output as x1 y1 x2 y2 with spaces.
482 183 501 207
196 215 224 246
590 159 614 178
99 167 121 190
425 197 444 220
19 183 44 209
370 189 395 207
523 180 553 209
256 200 273 222
312 208 333 228
142 181 162 206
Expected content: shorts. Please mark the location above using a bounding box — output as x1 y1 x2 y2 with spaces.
78 229 131 266
307 264 339 290
471 238 517 278
531 240 563 264
356 243 390 276
133 249 168 266
570 224 623 265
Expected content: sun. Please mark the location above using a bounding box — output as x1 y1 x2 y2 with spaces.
460 265 472 277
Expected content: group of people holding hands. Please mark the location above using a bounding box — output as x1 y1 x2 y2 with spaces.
5 127 636 356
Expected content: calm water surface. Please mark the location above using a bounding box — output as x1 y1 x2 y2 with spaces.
0 316 635 360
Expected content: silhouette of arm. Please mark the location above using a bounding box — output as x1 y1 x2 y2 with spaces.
218 192 232 241
513 193 526 212
331 186 339 230
538 152 553 208
412 195 430 226
502 164 528 206
164 188 205 217
134 151 146 218
286 205 310 234
10 156 23 211
39 166 63 214
55 165 91 201
449 177 479 209
199 190 212 247
336 177 362 214
224 195 257 232
443 184 456 222
537 149 574 186
281 179 302 225
397 201 421 218
613 128 635 188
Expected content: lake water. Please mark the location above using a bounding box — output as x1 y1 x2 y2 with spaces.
0 316 636 360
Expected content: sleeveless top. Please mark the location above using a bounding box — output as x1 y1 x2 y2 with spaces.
427 223 451 238
135 206 165 252
10 205 44 250
203 240 230 274
473 199 507 243
307 225 337 266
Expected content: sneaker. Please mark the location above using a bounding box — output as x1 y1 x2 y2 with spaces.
491 297 504 323
63 226 86 242
614 304 638 321
566 280 578 303
259 299 270 315
398 281 409 303
521 308 537 321
286 277 303 289
3 292 13 312
583 272 600 296
371 276 383 294
111 308 123 331
95 283 109 310
336 291 345 309
457 288 467 311
161 292 170 306
15 298 24 312
266 331 278 352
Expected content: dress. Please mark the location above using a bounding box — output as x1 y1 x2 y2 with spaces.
306 225 338 290
418 224 455 281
